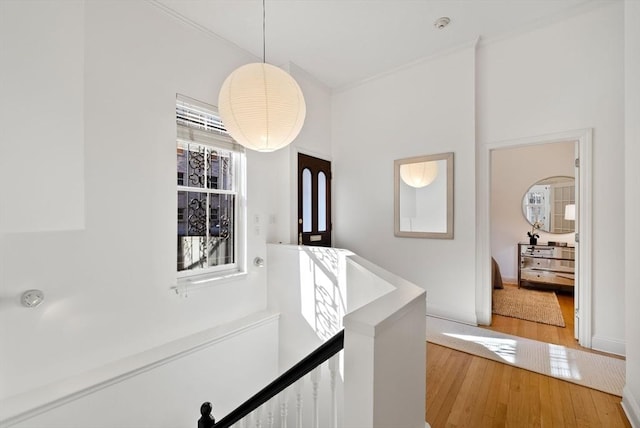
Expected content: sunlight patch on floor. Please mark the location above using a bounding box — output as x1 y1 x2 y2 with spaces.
428 316 624 396
444 333 517 364
549 343 582 380
441 333 583 381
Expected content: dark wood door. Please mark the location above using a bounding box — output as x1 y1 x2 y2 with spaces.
298 153 332 247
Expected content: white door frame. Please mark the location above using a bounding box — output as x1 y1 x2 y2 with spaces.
476 128 593 348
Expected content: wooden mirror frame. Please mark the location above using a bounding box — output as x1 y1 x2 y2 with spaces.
394 152 454 239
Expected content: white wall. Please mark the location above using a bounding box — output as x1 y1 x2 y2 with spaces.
477 3 626 352
491 142 575 281
623 1 640 425
0 0 85 233
5 315 278 427
266 244 348 428
332 46 478 324
267 244 347 368
0 0 330 405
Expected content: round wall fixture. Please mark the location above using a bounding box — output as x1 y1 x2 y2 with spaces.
434 17 451 29
22 289 44 308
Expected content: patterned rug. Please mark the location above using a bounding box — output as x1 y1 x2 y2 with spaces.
492 286 565 327
426 317 625 396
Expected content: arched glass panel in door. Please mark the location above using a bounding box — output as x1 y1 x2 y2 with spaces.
302 168 312 233
318 171 327 232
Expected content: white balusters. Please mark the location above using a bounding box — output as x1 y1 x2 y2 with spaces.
265 401 275 428
328 354 339 428
279 389 289 428
212 352 344 428
294 377 304 428
310 366 321 428
253 405 262 428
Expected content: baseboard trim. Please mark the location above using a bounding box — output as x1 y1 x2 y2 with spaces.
0 311 279 427
622 385 640 428
592 334 626 357
426 311 478 327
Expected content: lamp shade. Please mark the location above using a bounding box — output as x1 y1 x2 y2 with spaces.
564 204 576 220
218 63 306 152
400 161 439 188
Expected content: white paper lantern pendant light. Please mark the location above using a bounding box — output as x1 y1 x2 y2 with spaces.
218 0 306 152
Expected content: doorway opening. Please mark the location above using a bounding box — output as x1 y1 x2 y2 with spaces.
492 141 576 331
477 128 592 349
297 153 332 247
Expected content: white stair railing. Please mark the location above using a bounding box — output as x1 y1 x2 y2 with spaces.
202 244 426 428
223 356 341 428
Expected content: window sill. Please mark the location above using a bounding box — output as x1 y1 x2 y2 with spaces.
172 269 247 296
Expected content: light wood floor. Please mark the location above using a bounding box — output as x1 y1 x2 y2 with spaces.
426 284 630 427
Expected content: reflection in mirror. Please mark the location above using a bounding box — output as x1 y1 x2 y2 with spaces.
400 161 438 188
522 175 575 234
394 152 454 239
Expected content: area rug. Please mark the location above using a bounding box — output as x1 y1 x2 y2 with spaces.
492 286 565 327
426 316 625 396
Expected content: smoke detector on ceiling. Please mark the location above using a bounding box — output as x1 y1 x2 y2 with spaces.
434 17 451 30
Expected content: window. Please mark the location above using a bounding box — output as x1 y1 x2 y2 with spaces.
176 95 246 281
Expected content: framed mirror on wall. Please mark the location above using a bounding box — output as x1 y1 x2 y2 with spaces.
522 175 575 234
394 152 454 239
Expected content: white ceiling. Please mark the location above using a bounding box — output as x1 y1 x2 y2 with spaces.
155 0 602 90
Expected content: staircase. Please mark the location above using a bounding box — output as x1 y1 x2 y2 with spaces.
198 244 427 428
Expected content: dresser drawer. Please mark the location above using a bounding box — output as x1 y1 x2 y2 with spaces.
518 243 575 291
521 246 575 260
521 257 575 272
522 247 554 258
521 269 574 286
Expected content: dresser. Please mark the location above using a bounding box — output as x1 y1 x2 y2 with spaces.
518 243 575 292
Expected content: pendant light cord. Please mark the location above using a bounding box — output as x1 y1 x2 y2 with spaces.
262 0 266 63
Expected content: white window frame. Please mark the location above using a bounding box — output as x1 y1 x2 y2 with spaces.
176 94 247 286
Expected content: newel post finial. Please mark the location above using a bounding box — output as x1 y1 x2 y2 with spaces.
198 402 215 428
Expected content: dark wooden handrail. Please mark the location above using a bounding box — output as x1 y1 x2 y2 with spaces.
198 329 345 428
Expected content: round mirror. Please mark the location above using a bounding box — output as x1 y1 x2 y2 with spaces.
522 176 575 234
